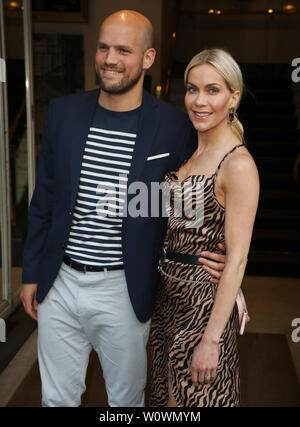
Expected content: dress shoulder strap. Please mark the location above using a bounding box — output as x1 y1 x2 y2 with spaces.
215 143 245 176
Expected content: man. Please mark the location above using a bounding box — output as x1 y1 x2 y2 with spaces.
20 10 225 407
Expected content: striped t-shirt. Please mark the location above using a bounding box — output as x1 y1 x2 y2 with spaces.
65 103 141 267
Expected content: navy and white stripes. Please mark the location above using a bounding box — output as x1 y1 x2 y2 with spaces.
65 120 137 266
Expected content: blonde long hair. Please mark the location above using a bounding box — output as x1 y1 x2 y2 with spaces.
184 48 244 142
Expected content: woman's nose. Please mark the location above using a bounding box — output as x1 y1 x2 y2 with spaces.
194 92 207 106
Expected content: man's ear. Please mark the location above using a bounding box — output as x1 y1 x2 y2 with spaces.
143 48 156 70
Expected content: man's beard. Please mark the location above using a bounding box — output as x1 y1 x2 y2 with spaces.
96 64 144 95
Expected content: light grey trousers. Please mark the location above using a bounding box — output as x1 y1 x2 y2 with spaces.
37 262 151 407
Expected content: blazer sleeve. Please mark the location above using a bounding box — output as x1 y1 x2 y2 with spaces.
22 100 56 284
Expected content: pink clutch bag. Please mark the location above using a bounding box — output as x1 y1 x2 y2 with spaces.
236 289 250 335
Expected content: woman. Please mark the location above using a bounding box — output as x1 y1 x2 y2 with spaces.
150 48 259 407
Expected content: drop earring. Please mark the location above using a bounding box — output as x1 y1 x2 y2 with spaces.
228 108 238 123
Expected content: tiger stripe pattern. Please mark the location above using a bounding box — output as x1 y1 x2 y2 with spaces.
150 144 244 407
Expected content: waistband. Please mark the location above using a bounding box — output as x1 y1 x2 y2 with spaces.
63 256 123 273
161 249 203 265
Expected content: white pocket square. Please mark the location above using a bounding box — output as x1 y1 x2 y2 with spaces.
147 153 170 161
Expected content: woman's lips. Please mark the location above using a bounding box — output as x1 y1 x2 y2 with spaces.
193 111 212 119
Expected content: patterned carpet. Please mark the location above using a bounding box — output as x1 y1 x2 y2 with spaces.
6 332 300 407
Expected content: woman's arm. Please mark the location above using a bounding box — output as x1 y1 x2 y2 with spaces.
190 152 259 386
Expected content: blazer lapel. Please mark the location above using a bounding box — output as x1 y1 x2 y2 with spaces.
127 90 160 194
69 89 100 210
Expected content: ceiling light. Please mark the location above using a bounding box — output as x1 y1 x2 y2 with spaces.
9 1 21 8
283 3 297 13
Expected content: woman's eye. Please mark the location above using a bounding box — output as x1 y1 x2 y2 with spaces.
209 87 219 94
187 86 197 93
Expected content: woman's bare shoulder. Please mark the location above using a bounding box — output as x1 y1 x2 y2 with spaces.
219 145 259 190
224 145 257 174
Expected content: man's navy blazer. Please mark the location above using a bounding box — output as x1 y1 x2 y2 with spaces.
22 88 197 322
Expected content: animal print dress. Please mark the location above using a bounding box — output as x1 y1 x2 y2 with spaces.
150 144 244 407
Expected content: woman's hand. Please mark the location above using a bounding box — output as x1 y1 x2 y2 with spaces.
190 337 219 387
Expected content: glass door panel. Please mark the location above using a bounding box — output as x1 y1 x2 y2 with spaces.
5 1 27 308
0 0 34 318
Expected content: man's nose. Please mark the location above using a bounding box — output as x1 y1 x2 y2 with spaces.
105 48 118 65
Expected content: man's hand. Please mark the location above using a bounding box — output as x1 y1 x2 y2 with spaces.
198 243 226 284
20 284 38 321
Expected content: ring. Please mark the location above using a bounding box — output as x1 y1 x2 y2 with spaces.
204 375 211 381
